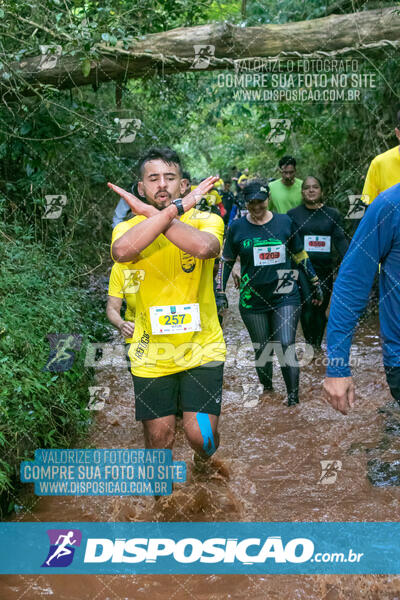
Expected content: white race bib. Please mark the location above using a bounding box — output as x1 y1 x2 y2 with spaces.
304 235 331 253
149 303 201 335
253 244 286 266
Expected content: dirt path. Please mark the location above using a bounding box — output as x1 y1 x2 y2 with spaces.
2 281 400 599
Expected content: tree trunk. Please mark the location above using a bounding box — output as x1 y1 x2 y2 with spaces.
4 6 400 96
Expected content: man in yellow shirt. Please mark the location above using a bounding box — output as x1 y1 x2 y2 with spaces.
362 116 400 204
213 174 224 191
107 261 137 343
237 167 249 189
106 262 137 371
108 147 226 467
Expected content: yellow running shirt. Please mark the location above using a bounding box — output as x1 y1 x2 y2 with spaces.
238 174 248 186
111 208 226 378
205 189 222 206
108 262 137 343
362 145 400 204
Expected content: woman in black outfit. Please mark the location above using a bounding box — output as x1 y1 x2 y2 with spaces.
216 180 323 406
288 176 349 350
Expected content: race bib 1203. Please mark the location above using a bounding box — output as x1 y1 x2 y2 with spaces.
253 244 286 266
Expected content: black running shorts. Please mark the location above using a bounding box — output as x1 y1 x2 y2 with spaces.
132 362 224 421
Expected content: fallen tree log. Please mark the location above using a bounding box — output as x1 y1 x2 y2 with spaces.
3 6 400 95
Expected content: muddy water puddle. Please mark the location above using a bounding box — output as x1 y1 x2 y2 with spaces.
2 282 400 599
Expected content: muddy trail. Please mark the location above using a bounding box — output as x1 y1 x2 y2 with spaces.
2 281 400 599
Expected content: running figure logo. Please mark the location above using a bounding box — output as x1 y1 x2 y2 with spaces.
242 382 263 408
116 118 142 144
266 119 291 144
88 386 110 411
43 334 82 372
42 529 82 568
121 269 145 293
43 195 67 219
39 45 62 70
346 195 368 219
191 45 215 69
274 269 299 294
318 460 342 484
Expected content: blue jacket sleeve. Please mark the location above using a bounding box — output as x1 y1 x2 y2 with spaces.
326 192 396 377
228 204 238 226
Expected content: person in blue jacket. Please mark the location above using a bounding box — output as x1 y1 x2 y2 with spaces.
323 183 400 414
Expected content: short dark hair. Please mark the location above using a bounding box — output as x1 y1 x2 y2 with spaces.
397 110 400 127
137 146 183 177
302 175 323 191
279 155 296 169
182 170 191 181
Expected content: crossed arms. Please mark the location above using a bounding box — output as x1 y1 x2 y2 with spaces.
109 177 221 262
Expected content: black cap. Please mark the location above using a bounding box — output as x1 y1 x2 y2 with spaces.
243 181 270 202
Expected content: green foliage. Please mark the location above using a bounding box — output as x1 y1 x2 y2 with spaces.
1 0 214 64
0 226 110 515
206 1 241 22
0 0 399 515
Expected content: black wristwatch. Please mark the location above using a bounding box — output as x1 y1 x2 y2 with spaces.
172 197 185 216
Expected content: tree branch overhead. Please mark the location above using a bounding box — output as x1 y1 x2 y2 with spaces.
3 6 400 95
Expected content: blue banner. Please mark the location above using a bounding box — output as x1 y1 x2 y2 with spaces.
20 449 186 496
0 522 399 574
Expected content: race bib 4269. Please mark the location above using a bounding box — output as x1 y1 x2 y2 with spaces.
304 235 331 253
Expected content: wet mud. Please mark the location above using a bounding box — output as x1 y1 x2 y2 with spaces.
2 281 400 599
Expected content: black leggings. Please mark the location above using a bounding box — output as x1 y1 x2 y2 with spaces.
300 272 333 348
385 366 400 403
240 304 300 402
